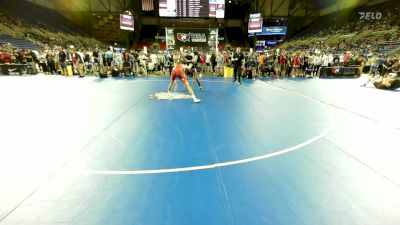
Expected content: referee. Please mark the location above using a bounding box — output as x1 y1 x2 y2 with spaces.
232 47 244 84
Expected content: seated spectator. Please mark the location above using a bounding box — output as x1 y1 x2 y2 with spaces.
388 54 400 77
1 49 12 64
382 56 395 76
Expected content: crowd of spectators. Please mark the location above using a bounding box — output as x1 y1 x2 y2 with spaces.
252 0 400 78
1 42 400 80
0 46 245 77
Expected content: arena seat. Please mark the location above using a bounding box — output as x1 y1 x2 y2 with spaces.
0 35 41 50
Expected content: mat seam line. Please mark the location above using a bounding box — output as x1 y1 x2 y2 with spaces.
0 92 148 222
202 106 235 225
322 137 400 189
260 80 399 131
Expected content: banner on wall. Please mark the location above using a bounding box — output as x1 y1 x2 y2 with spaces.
248 13 263 33
173 29 210 47
120 14 134 31
248 26 287 36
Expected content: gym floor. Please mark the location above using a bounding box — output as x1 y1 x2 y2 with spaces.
0 75 399 225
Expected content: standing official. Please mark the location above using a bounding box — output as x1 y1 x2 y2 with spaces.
232 47 244 84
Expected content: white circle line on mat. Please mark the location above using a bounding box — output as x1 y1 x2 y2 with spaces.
84 79 334 175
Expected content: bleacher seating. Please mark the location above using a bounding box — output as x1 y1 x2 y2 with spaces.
0 35 41 50
280 0 400 50
0 0 83 35
93 15 126 44
0 0 105 50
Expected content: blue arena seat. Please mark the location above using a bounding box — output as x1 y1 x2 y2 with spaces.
0 35 41 50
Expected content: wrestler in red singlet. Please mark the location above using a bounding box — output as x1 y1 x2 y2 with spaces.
168 61 201 103
171 64 188 82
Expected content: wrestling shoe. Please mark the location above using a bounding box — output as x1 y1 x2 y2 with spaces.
168 92 173 100
193 97 201 103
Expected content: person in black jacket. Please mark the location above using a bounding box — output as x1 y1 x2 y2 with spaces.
210 52 217 75
232 47 244 84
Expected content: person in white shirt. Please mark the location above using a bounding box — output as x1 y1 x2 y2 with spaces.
138 51 148 75
206 53 211 73
216 52 224 76
97 50 104 74
322 53 330 67
312 54 322 76
328 53 334 67
149 52 158 72
105 48 114 68
114 50 123 70
339 54 344 66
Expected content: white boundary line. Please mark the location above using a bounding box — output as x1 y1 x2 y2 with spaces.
84 79 334 175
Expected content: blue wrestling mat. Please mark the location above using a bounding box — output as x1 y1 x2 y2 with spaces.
0 75 399 225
